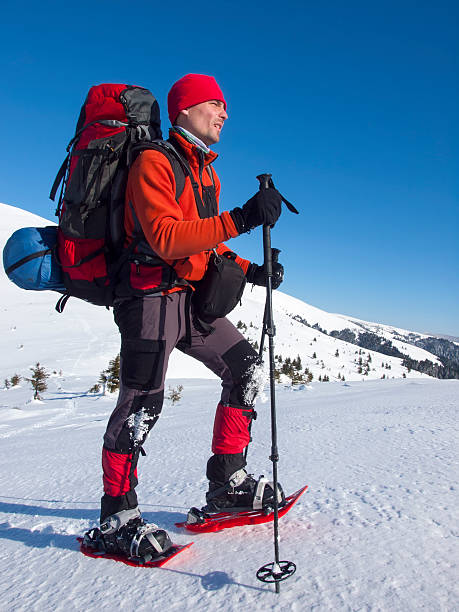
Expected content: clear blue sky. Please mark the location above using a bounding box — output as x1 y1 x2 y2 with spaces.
1 1 458 336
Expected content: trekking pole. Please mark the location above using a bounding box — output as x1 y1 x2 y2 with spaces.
255 173 297 593
259 248 280 356
243 247 280 464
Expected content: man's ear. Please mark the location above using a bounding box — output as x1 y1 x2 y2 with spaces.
180 108 190 117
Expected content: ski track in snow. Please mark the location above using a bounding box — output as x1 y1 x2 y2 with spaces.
0 377 458 611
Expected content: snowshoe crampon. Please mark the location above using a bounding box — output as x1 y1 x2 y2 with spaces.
176 485 308 533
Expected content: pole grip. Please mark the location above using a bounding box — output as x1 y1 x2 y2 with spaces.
263 225 272 278
257 173 273 277
256 173 272 190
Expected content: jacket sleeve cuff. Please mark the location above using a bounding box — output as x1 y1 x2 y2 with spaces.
221 210 242 238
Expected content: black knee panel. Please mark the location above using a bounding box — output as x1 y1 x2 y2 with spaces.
120 338 166 390
222 340 262 408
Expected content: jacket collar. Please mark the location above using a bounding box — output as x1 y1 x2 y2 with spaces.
169 129 218 168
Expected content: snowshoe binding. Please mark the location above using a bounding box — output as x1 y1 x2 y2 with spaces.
83 507 173 564
187 469 285 524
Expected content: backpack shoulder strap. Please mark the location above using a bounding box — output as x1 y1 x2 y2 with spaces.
129 140 188 202
163 139 214 219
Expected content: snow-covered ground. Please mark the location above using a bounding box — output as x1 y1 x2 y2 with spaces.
1 202 458 610
1 377 458 610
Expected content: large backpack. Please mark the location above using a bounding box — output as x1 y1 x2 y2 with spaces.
50 83 188 311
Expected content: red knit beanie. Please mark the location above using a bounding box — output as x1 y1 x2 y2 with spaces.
167 74 227 124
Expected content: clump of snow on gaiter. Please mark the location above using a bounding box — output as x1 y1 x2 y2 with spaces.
243 360 269 405
127 408 150 444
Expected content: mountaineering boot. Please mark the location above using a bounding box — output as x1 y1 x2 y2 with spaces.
203 469 285 513
83 507 173 563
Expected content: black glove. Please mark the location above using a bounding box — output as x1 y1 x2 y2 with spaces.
246 258 284 290
230 187 283 234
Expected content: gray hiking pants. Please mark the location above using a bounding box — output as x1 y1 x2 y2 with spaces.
102 290 260 503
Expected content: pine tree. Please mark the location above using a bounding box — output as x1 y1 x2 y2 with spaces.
281 357 294 377
27 363 49 400
289 370 301 385
106 354 120 393
10 374 21 386
166 384 183 405
98 371 108 394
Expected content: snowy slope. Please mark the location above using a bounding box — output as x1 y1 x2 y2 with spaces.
1 203 458 610
0 203 215 381
0 202 441 384
230 289 438 383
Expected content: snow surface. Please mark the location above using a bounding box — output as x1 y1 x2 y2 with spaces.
1 378 458 610
1 203 458 610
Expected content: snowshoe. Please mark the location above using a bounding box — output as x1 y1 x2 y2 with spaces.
82 507 173 564
179 485 308 532
198 469 285 517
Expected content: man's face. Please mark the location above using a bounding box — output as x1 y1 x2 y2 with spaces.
179 100 228 146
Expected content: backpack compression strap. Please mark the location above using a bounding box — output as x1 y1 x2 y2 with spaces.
5 249 53 276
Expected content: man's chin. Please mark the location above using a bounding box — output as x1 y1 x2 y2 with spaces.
202 135 219 147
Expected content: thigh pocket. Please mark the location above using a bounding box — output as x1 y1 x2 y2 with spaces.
121 338 165 390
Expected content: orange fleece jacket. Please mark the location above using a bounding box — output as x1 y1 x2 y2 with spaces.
124 131 250 283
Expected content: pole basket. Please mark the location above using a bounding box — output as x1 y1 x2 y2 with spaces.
256 560 296 584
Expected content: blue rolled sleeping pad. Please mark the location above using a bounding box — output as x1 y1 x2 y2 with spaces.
3 226 66 292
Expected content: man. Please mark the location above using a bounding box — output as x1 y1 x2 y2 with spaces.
90 74 285 560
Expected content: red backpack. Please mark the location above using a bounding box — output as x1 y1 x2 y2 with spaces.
50 83 186 311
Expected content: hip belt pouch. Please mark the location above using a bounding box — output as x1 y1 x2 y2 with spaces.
192 250 246 323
